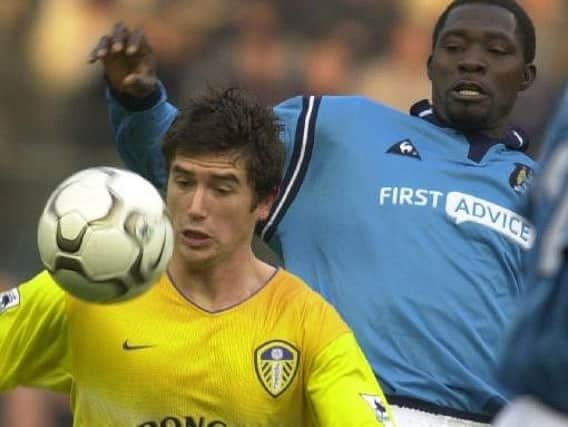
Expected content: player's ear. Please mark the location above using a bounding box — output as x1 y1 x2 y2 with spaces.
519 64 536 92
427 55 434 81
256 187 278 221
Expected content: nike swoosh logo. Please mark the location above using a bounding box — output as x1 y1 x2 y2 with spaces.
122 340 156 351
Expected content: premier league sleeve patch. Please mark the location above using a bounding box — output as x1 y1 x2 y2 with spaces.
360 393 395 426
0 288 20 315
254 340 299 398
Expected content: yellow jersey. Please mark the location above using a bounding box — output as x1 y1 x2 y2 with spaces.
0 269 394 426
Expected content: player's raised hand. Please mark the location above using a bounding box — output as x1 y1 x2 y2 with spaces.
88 22 157 98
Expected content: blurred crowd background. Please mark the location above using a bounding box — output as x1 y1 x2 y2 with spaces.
0 0 567 424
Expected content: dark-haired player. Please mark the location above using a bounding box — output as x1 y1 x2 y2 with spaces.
0 89 393 426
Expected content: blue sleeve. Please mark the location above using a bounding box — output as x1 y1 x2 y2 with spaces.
106 81 178 191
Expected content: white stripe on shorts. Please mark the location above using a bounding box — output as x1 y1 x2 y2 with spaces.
391 405 490 427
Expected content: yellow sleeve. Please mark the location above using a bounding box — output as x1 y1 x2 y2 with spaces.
0 271 71 393
307 333 396 427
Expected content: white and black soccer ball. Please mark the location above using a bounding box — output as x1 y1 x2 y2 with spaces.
37 167 173 303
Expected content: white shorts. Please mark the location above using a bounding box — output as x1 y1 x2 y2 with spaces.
391 405 490 427
493 396 568 427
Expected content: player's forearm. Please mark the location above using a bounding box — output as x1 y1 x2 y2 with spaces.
106 81 176 190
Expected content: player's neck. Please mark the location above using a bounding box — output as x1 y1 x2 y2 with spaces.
168 249 276 312
432 106 510 139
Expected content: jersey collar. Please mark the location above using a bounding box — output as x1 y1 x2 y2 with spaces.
410 99 529 153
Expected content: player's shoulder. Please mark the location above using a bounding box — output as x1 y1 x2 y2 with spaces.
494 130 536 168
270 269 346 319
1 270 68 317
275 94 408 120
20 270 66 298
502 149 535 168
269 269 351 350
270 269 322 300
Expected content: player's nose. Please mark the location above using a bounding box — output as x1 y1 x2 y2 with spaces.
186 187 208 219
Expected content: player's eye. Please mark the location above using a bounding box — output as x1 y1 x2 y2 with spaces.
444 44 464 53
488 46 509 55
174 178 194 188
214 186 232 196
440 36 465 53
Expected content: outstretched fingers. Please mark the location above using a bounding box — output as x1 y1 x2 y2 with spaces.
88 35 113 63
126 29 150 56
88 22 146 63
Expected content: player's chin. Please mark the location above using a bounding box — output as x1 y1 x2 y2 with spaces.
181 247 219 270
447 107 493 132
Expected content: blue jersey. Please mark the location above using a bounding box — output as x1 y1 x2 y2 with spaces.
107 85 535 418
498 84 568 413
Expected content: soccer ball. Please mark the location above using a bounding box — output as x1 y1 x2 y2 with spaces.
37 167 173 303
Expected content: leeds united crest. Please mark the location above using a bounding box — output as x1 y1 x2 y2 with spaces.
254 340 299 398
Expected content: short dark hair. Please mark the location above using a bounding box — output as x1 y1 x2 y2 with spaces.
162 88 285 205
432 0 536 63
